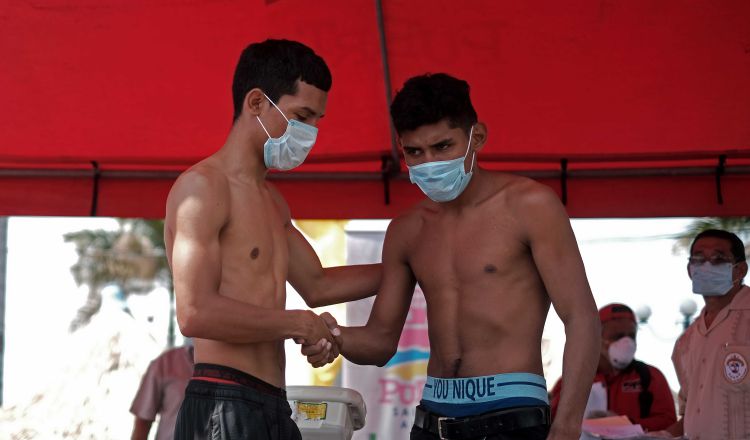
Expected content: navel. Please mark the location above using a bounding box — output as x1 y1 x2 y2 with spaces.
250 247 260 260
484 264 497 273
452 358 462 376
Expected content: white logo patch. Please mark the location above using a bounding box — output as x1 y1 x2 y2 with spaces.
724 352 748 384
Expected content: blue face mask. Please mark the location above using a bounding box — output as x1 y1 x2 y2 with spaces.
256 93 317 171
690 262 736 296
407 126 476 202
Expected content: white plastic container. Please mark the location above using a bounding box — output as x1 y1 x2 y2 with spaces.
287 386 366 440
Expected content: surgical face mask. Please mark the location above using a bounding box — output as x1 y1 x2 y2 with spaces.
256 93 317 171
407 126 476 202
607 336 636 370
690 262 736 296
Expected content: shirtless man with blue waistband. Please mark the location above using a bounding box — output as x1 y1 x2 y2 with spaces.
304 73 600 440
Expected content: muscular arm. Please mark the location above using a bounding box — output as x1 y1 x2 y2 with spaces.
521 185 600 439
338 219 417 366
166 171 331 345
286 225 381 308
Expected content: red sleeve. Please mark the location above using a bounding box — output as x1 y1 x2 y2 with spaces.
549 377 563 420
638 365 677 432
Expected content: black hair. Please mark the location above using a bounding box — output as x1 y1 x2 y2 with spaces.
390 73 478 135
231 39 332 122
690 229 747 262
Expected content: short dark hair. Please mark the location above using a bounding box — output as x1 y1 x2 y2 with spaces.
390 73 478 135
231 39 332 121
690 229 747 263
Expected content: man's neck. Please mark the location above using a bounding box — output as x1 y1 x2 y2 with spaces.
441 166 488 211
703 284 744 327
216 121 268 182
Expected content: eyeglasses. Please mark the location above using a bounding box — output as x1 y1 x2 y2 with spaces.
688 254 736 266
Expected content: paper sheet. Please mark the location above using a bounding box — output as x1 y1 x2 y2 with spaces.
583 382 608 418
582 415 644 439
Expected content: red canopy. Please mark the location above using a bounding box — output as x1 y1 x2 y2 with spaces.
2 0 749 218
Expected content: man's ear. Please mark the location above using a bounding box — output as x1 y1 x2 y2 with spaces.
736 261 748 280
471 122 488 153
244 88 267 117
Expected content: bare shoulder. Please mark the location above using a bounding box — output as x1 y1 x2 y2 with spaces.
388 202 427 239
381 202 428 258
482 173 568 244
493 173 562 212
166 159 230 222
169 160 228 199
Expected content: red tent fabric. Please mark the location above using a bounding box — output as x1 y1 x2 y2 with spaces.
1 0 749 218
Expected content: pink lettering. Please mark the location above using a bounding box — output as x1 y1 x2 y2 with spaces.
379 379 427 405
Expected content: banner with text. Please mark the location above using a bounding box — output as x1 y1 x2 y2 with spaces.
344 227 429 440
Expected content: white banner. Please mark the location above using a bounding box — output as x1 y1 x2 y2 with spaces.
344 227 429 440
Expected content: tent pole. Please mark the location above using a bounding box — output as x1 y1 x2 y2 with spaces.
374 0 400 166
0 217 7 406
716 155 726 205
560 158 568 205
90 161 100 216
375 0 401 205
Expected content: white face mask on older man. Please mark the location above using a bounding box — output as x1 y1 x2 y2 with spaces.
607 336 636 370
690 262 736 296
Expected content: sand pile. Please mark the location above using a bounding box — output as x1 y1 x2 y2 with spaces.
0 302 161 439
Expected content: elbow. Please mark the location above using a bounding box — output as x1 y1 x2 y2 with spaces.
567 306 601 332
177 302 204 337
588 308 602 338
373 342 398 367
302 283 330 309
304 294 326 309
374 354 394 368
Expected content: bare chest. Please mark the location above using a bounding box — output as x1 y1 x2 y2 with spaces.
220 186 288 274
408 212 527 287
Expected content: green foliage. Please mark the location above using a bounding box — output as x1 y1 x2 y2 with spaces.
64 219 171 332
673 217 750 256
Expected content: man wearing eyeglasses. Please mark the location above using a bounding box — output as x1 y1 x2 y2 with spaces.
658 229 749 440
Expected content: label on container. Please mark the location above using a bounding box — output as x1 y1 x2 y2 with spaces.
296 401 328 420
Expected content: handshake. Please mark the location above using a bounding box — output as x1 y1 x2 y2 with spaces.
294 311 343 368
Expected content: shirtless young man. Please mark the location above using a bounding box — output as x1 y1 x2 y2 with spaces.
305 73 600 440
164 40 380 439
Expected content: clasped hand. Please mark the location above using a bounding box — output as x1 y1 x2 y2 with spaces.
294 312 342 368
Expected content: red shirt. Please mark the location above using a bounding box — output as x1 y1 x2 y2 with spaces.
549 361 677 432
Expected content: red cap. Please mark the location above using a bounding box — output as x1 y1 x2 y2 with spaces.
599 303 636 324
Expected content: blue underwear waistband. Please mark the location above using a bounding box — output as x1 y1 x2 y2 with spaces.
421 372 549 418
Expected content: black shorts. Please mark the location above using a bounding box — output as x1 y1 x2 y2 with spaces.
410 404 550 440
174 363 301 440
410 424 549 440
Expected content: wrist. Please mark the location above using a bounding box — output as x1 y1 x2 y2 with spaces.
288 310 314 340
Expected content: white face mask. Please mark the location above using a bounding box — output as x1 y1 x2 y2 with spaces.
256 93 318 171
607 336 636 370
406 126 476 202
690 262 736 296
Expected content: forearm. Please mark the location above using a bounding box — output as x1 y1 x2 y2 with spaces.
550 314 601 436
340 325 397 367
131 418 152 440
640 414 677 432
178 294 313 343
665 418 683 436
640 394 677 431
307 264 381 307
